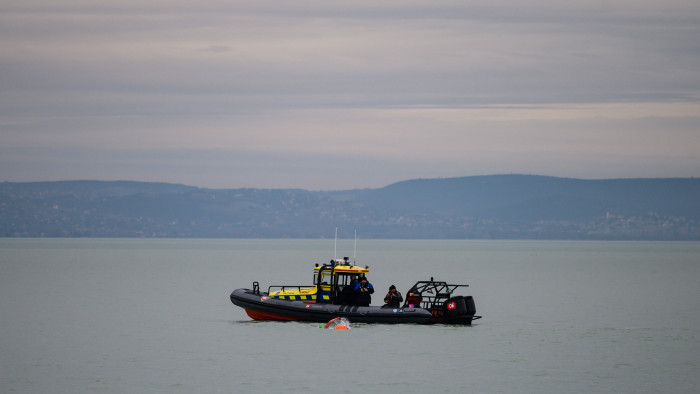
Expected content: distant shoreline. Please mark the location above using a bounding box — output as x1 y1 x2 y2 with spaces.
2 175 699 240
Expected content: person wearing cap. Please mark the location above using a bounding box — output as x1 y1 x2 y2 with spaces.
353 276 374 306
383 285 403 308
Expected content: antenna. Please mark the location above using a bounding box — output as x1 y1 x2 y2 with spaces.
334 227 338 261
353 230 357 263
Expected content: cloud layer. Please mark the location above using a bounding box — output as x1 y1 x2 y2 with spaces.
2 1 699 189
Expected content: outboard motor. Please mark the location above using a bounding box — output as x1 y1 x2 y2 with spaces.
444 295 475 324
464 296 476 315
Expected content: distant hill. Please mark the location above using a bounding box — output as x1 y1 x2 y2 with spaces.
1 175 699 240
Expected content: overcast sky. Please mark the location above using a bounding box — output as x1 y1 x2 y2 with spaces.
1 0 699 190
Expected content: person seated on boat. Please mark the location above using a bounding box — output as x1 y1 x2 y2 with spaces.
383 285 403 308
405 288 423 308
353 276 374 306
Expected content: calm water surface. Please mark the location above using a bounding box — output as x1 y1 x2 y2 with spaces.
1 239 698 393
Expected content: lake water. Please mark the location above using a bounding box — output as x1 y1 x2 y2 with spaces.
1 239 698 393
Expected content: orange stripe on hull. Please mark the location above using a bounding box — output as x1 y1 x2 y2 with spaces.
244 308 313 321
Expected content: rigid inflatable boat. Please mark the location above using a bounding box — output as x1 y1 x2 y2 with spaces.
230 257 481 325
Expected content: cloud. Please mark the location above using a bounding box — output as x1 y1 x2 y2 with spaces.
1 1 699 188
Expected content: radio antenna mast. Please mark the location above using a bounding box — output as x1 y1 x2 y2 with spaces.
334 227 338 261
353 230 357 264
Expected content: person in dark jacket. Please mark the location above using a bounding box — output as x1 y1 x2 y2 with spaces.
353 276 374 306
406 287 423 308
383 285 403 308
340 276 359 305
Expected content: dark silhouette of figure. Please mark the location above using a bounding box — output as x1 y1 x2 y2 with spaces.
353 276 374 306
383 285 403 308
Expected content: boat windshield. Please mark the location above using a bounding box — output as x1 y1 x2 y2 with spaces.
336 274 358 286
315 271 332 285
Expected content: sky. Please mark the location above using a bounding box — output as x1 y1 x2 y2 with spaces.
1 0 699 190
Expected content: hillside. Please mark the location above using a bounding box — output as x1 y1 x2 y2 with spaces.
1 175 699 240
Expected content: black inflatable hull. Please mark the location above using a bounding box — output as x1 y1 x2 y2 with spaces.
230 288 434 324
